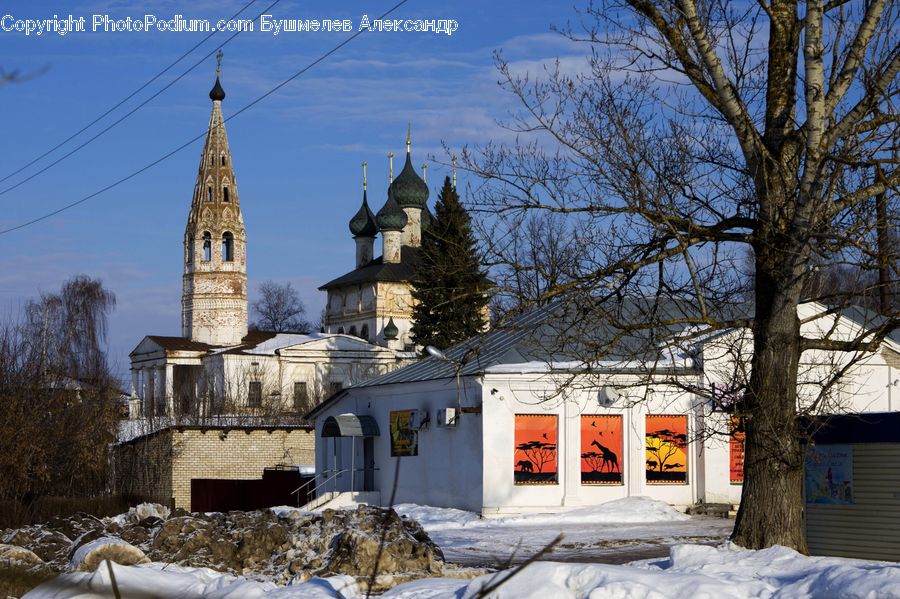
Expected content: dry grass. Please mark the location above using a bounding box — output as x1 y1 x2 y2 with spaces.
0 494 150 529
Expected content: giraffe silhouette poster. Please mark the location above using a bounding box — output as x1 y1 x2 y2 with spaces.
581 415 623 484
514 414 557 484
645 415 688 484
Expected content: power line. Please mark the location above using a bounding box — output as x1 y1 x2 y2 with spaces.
0 0 412 237
0 0 281 198
0 0 260 187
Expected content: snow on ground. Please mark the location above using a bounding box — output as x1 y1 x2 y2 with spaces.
27 544 900 598
23 561 360 598
396 497 726 567
23 498 900 598
383 543 900 598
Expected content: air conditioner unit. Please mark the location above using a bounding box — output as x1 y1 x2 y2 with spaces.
437 407 458 428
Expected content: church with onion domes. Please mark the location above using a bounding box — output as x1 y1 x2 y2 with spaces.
319 127 435 352
127 57 419 422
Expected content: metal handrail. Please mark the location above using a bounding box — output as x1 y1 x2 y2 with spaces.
290 473 327 499
291 469 348 507
290 467 381 508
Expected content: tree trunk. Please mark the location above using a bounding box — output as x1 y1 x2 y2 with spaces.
732 229 809 552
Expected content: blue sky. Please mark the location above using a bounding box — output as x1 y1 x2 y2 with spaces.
0 0 586 381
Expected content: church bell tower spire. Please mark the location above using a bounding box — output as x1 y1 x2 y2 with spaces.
182 53 248 346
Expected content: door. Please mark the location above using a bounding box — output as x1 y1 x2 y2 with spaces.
363 437 375 492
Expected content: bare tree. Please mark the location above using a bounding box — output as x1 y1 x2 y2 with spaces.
464 1 898 551
0 276 120 520
250 281 311 333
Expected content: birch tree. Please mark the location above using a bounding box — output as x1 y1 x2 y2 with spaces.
466 0 898 550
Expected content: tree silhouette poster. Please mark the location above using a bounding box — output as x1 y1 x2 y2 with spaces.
390 410 418 457
581 415 623 484
514 414 557 484
730 417 745 484
645 415 688 484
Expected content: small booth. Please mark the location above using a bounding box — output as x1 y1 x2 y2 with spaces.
805 412 900 561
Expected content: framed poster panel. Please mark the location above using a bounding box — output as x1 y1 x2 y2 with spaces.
581 415 623 484
390 410 418 457
514 414 558 484
730 417 745 484
805 445 854 504
645 415 688 484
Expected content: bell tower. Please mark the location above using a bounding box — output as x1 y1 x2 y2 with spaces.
182 51 248 346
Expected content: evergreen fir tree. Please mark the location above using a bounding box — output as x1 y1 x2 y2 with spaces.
411 176 489 349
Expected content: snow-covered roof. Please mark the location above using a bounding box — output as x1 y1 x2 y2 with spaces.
236 332 331 355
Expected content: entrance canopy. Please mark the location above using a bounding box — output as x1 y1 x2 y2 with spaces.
321 414 380 438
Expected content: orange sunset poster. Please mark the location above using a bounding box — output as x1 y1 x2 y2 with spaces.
730 417 745 484
581 415 623 484
645 415 688 484
514 414 558 484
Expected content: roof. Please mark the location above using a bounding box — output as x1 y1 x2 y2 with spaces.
117 421 314 446
352 296 717 389
306 297 898 418
137 332 275 356
215 331 394 356
804 412 900 444
832 304 900 347
145 336 214 352
319 245 421 289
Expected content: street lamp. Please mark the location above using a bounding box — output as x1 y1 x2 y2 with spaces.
425 345 448 360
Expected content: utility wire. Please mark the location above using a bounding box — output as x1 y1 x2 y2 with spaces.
0 0 412 236
0 0 260 187
0 0 281 198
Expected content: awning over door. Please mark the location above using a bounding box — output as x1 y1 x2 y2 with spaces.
321 414 380 437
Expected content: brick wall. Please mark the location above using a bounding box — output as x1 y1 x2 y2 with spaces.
112 427 315 511
112 429 175 506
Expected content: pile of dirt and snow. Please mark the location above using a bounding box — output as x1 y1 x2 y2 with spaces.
1 503 444 591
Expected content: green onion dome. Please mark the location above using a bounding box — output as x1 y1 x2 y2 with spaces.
390 152 429 209
383 317 399 340
349 190 378 237
376 186 408 231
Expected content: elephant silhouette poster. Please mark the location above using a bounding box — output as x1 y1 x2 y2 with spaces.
730 417 745 484
645 415 688 484
581 415 623 484
514 414 557 484
390 410 418 457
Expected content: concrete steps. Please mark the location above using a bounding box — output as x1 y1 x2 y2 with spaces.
687 503 738 518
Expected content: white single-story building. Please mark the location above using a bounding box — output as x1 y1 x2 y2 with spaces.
307 299 900 515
